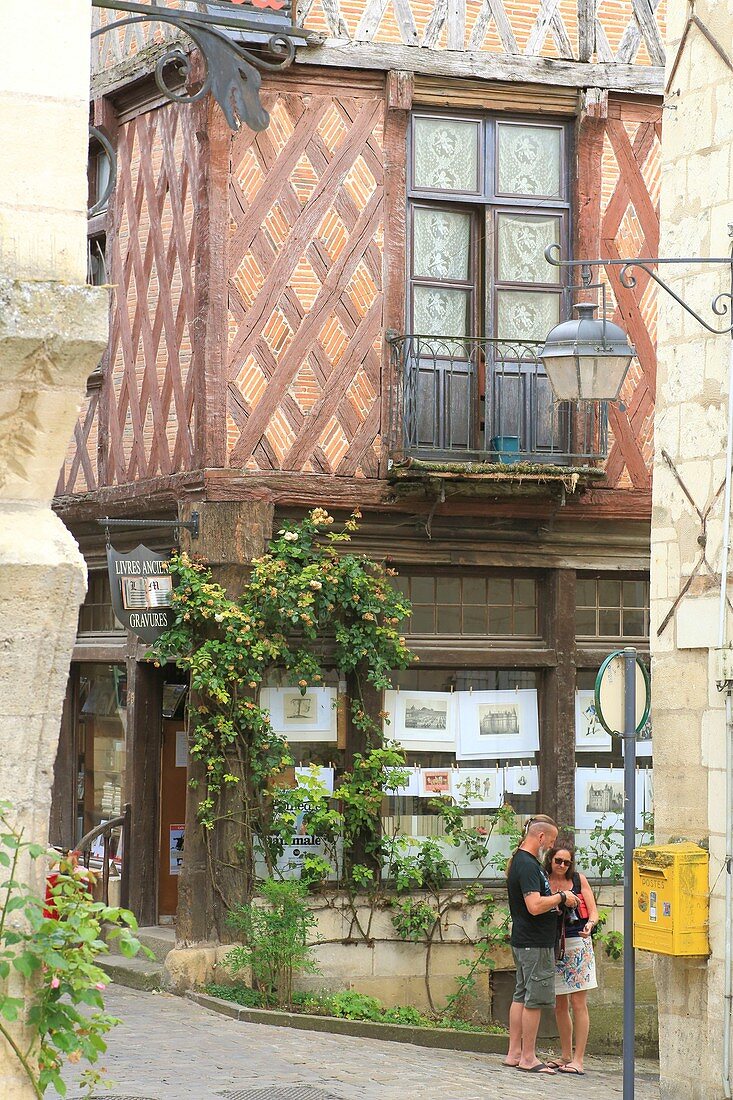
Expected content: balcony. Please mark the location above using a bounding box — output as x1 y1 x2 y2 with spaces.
388 334 608 468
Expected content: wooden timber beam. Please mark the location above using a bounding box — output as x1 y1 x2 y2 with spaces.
53 470 652 523
295 43 665 94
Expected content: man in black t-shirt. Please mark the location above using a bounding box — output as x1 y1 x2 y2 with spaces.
504 815 578 1075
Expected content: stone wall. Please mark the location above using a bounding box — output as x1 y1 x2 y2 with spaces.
652 0 733 1095
166 885 658 1055
0 2 108 1095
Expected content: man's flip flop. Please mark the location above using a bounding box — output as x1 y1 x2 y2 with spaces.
545 1060 567 1069
517 1063 557 1074
559 1066 586 1075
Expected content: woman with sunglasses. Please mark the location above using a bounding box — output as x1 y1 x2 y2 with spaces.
543 843 598 1075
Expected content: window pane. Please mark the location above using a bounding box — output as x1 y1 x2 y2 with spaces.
497 124 562 198
598 579 621 607
463 576 486 604
413 117 480 192
488 577 512 604
76 665 126 845
413 208 471 281
440 577 461 604
411 576 435 603
623 580 647 608
576 578 597 607
496 290 559 342
599 609 621 636
623 609 645 636
489 605 512 634
411 605 436 632
575 609 597 635
437 606 461 633
514 578 536 606
463 605 487 633
413 286 471 339
497 214 560 284
514 607 537 635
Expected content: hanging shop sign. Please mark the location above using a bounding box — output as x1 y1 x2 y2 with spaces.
107 544 174 644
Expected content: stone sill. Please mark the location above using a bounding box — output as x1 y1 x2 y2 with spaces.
187 991 508 1054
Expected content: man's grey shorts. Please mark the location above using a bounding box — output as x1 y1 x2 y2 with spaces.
511 946 556 1008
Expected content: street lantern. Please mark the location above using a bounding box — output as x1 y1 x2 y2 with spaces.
539 302 635 401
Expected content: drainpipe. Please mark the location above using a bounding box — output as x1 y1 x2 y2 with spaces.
719 330 733 1100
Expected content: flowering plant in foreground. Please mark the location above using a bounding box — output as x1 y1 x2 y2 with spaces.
0 803 145 1096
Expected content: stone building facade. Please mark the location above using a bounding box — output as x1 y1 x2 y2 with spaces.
652 0 733 1096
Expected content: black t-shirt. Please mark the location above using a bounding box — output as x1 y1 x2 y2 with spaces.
507 848 558 948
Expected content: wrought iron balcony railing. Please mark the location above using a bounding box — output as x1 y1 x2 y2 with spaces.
387 334 608 467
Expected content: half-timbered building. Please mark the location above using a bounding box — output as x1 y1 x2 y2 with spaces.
53 0 663 931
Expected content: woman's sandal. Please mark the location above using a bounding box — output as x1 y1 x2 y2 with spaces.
545 1059 569 1069
517 1063 557 1074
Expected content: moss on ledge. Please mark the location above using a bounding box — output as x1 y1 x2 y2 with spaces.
387 457 606 499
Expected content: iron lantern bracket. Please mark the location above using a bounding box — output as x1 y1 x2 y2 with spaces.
545 244 733 336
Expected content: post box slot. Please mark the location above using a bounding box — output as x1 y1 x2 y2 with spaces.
639 868 667 879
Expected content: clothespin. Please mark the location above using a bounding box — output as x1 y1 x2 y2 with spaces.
469 685 473 695
450 684 455 693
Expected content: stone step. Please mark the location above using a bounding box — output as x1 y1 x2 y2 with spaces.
97 953 163 992
107 924 176 963
136 925 177 963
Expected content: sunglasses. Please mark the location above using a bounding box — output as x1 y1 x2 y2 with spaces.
553 857 571 866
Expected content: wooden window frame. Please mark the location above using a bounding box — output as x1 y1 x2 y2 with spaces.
575 573 650 642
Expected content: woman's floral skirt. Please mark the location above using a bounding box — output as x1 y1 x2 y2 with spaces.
555 935 598 994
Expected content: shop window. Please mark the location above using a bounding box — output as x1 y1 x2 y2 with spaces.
75 664 127 845
392 572 539 638
575 575 649 639
77 571 124 633
382 667 539 880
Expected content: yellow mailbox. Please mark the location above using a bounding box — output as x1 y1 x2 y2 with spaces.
632 842 709 956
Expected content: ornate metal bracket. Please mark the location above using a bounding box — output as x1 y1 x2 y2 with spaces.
545 244 733 336
92 0 306 132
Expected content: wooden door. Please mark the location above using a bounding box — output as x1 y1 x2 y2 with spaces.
158 720 187 917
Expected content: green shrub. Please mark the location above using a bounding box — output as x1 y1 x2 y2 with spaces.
225 879 319 1008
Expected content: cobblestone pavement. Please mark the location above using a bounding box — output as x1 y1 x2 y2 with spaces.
50 985 660 1100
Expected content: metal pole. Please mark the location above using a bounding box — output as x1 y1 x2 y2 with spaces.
623 646 637 1100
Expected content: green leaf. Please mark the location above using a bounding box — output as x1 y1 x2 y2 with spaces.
0 997 22 1021
12 952 40 978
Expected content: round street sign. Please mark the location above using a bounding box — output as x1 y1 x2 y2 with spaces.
594 650 650 736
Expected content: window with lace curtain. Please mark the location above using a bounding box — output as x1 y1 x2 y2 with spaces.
405 112 572 458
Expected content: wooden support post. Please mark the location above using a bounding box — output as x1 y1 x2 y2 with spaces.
176 500 274 943
192 93 230 470
125 653 163 926
381 71 412 470
575 90 606 304
540 570 577 828
344 668 384 870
